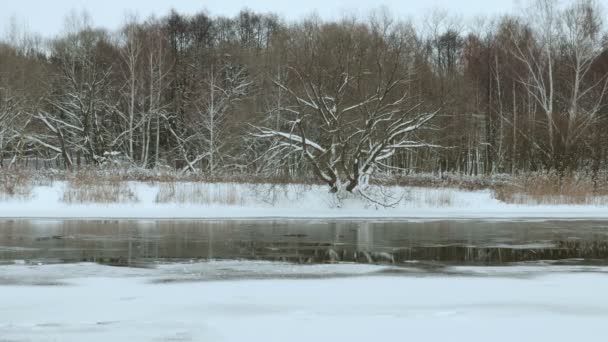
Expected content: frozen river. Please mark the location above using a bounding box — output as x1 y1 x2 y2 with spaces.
1 219 608 341
3 219 608 266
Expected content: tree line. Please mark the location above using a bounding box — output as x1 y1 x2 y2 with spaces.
1 0 608 181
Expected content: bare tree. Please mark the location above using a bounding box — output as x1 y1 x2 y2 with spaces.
561 0 607 156
144 21 171 168
165 61 250 173
255 71 436 194
118 14 143 162
0 89 22 166
255 18 438 195
33 11 115 168
508 0 607 170
508 0 558 165
3 4 608 176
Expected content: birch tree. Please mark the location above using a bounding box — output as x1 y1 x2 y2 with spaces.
119 15 143 162
166 62 250 173
509 0 607 170
508 0 558 166
561 0 607 159
144 22 171 168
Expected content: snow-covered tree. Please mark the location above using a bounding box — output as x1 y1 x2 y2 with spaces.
255 71 437 194
33 11 115 168
254 17 438 195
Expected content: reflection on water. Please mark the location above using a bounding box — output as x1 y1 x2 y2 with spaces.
1 219 608 266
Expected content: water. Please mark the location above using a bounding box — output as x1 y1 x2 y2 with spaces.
3 220 608 342
2 219 608 266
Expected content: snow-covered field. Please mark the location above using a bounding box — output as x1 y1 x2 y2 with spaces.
1 261 608 342
1 181 608 219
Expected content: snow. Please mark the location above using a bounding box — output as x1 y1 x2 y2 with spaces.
1 261 608 342
1 181 608 219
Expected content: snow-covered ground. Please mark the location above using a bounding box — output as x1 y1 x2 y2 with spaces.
1 261 608 342
1 181 608 219
0 181 607 219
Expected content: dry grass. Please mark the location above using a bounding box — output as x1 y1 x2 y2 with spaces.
422 189 455 207
0 170 32 200
381 172 507 191
0 167 500 189
247 183 312 205
61 172 137 204
155 182 245 206
493 173 608 205
401 188 455 207
155 182 314 206
37 167 320 186
10 166 608 207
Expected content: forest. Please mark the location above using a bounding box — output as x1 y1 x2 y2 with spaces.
1 0 608 190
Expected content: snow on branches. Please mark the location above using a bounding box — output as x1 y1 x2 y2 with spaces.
254 70 438 195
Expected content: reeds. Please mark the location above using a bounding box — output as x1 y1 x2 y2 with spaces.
155 182 244 206
0 170 32 200
493 172 608 205
61 171 137 204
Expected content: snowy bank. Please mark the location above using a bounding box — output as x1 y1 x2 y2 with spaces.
1 181 608 219
1 261 608 342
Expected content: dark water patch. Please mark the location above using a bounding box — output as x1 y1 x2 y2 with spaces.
2 219 608 266
0 277 67 286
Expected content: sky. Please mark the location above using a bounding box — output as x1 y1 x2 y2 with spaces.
0 0 598 38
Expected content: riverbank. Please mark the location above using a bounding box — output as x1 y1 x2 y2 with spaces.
2 181 608 219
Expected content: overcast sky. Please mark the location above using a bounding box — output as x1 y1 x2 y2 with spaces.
2 0 603 38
